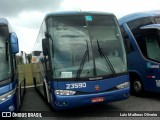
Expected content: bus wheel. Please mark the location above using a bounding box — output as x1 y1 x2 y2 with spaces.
132 78 143 96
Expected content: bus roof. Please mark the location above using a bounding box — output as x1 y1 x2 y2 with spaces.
119 10 160 25
44 11 114 19
0 18 8 25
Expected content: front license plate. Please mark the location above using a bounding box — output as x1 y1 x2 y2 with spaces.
91 97 104 103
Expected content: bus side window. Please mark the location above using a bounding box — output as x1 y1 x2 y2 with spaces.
120 26 134 53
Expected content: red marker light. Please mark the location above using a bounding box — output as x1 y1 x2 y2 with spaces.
146 76 155 78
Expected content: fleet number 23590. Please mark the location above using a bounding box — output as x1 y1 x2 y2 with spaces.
66 83 86 89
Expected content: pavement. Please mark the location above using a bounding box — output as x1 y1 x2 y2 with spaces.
14 87 160 120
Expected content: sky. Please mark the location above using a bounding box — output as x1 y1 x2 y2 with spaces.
1 0 160 54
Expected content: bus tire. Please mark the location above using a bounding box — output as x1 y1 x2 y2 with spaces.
131 76 144 96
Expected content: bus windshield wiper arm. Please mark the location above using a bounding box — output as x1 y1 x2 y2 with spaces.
97 40 116 74
76 40 89 79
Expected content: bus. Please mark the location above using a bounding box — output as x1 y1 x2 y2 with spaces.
119 10 160 95
0 18 25 112
33 11 130 110
31 51 42 63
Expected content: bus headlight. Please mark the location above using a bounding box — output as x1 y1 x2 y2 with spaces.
116 82 130 89
55 90 76 95
0 88 16 103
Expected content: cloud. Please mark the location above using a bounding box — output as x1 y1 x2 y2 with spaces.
1 0 160 54
0 0 62 17
0 0 65 53
61 0 160 18
11 11 45 29
7 11 45 53
17 27 38 53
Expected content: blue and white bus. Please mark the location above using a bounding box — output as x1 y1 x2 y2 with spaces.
31 51 42 63
33 11 130 110
0 18 25 112
119 11 160 95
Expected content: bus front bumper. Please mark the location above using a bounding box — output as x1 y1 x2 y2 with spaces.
0 94 17 112
50 87 130 110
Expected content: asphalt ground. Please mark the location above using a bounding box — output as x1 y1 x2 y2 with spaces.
13 87 160 120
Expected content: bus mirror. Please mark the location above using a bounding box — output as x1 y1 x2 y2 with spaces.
42 38 48 56
10 32 19 54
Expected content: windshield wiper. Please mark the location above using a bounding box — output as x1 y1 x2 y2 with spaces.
97 40 116 74
76 40 89 79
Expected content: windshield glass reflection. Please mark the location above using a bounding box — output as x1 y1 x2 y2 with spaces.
47 15 127 79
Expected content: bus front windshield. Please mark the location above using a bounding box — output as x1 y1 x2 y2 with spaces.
47 15 127 79
0 25 11 81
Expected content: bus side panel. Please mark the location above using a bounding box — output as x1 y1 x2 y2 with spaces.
123 24 160 93
144 62 160 92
